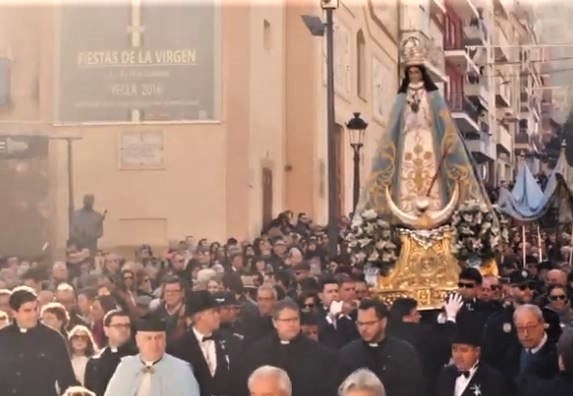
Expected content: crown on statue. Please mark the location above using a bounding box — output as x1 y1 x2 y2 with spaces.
401 36 428 66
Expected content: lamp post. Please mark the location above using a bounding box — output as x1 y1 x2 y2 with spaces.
346 112 368 214
301 0 339 258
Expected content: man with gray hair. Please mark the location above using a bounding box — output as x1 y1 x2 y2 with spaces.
338 369 385 396
517 328 573 395
243 284 277 345
514 304 558 379
248 366 292 396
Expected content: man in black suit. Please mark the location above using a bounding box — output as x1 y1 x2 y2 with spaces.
517 328 573 396
389 298 455 395
244 299 336 396
436 329 507 396
335 299 424 396
84 310 137 396
169 291 239 396
454 268 495 334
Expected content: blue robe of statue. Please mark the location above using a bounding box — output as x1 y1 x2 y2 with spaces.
356 85 488 224
104 353 200 396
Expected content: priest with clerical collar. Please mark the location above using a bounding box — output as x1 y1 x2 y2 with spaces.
436 329 507 396
0 286 78 396
85 309 137 396
104 315 200 396
244 299 336 396
335 299 424 396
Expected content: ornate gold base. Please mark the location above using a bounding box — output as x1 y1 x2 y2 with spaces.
372 229 461 310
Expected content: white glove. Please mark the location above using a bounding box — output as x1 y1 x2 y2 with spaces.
444 293 464 322
329 300 343 317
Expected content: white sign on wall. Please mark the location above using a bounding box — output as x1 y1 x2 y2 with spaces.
120 131 164 169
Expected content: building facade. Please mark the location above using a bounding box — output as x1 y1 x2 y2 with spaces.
0 0 400 256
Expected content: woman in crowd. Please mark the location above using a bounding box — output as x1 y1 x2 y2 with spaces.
545 284 573 328
114 269 138 318
41 301 70 337
68 325 98 386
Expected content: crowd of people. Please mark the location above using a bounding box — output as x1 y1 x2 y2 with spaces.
0 210 573 396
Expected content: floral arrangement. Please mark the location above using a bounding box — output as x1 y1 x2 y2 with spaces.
451 200 509 262
345 209 399 275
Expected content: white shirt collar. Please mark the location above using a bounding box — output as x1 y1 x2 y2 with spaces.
454 362 479 396
19 328 28 334
530 333 548 354
192 327 213 342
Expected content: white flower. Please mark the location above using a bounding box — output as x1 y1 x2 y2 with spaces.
351 217 364 228
358 238 372 248
361 209 378 221
364 223 376 234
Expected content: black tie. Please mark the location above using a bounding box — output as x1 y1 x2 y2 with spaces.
457 370 470 378
202 335 215 342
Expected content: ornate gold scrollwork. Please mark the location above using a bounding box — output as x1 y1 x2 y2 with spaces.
373 228 461 310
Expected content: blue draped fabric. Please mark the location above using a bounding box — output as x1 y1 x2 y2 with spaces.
355 90 489 224
498 146 573 222
498 161 558 222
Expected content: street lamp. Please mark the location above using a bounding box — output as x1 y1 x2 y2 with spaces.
301 0 339 258
346 112 368 213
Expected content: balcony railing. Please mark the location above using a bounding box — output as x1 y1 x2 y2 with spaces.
453 97 481 124
495 79 512 107
463 18 488 45
515 131 530 145
466 131 492 159
497 123 512 153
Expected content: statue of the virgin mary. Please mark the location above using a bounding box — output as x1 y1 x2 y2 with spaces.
356 37 489 229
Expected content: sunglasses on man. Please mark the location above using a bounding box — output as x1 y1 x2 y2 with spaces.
549 294 567 301
513 281 536 291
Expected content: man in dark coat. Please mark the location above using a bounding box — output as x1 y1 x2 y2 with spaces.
169 291 240 396
436 329 507 396
514 304 558 379
389 298 455 395
213 291 244 356
84 310 136 396
454 268 495 334
242 285 276 345
0 286 77 396
151 277 187 342
517 328 573 396
335 298 424 396
483 271 561 384
244 299 336 396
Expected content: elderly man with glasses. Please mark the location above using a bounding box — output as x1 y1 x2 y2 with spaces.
482 271 562 392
